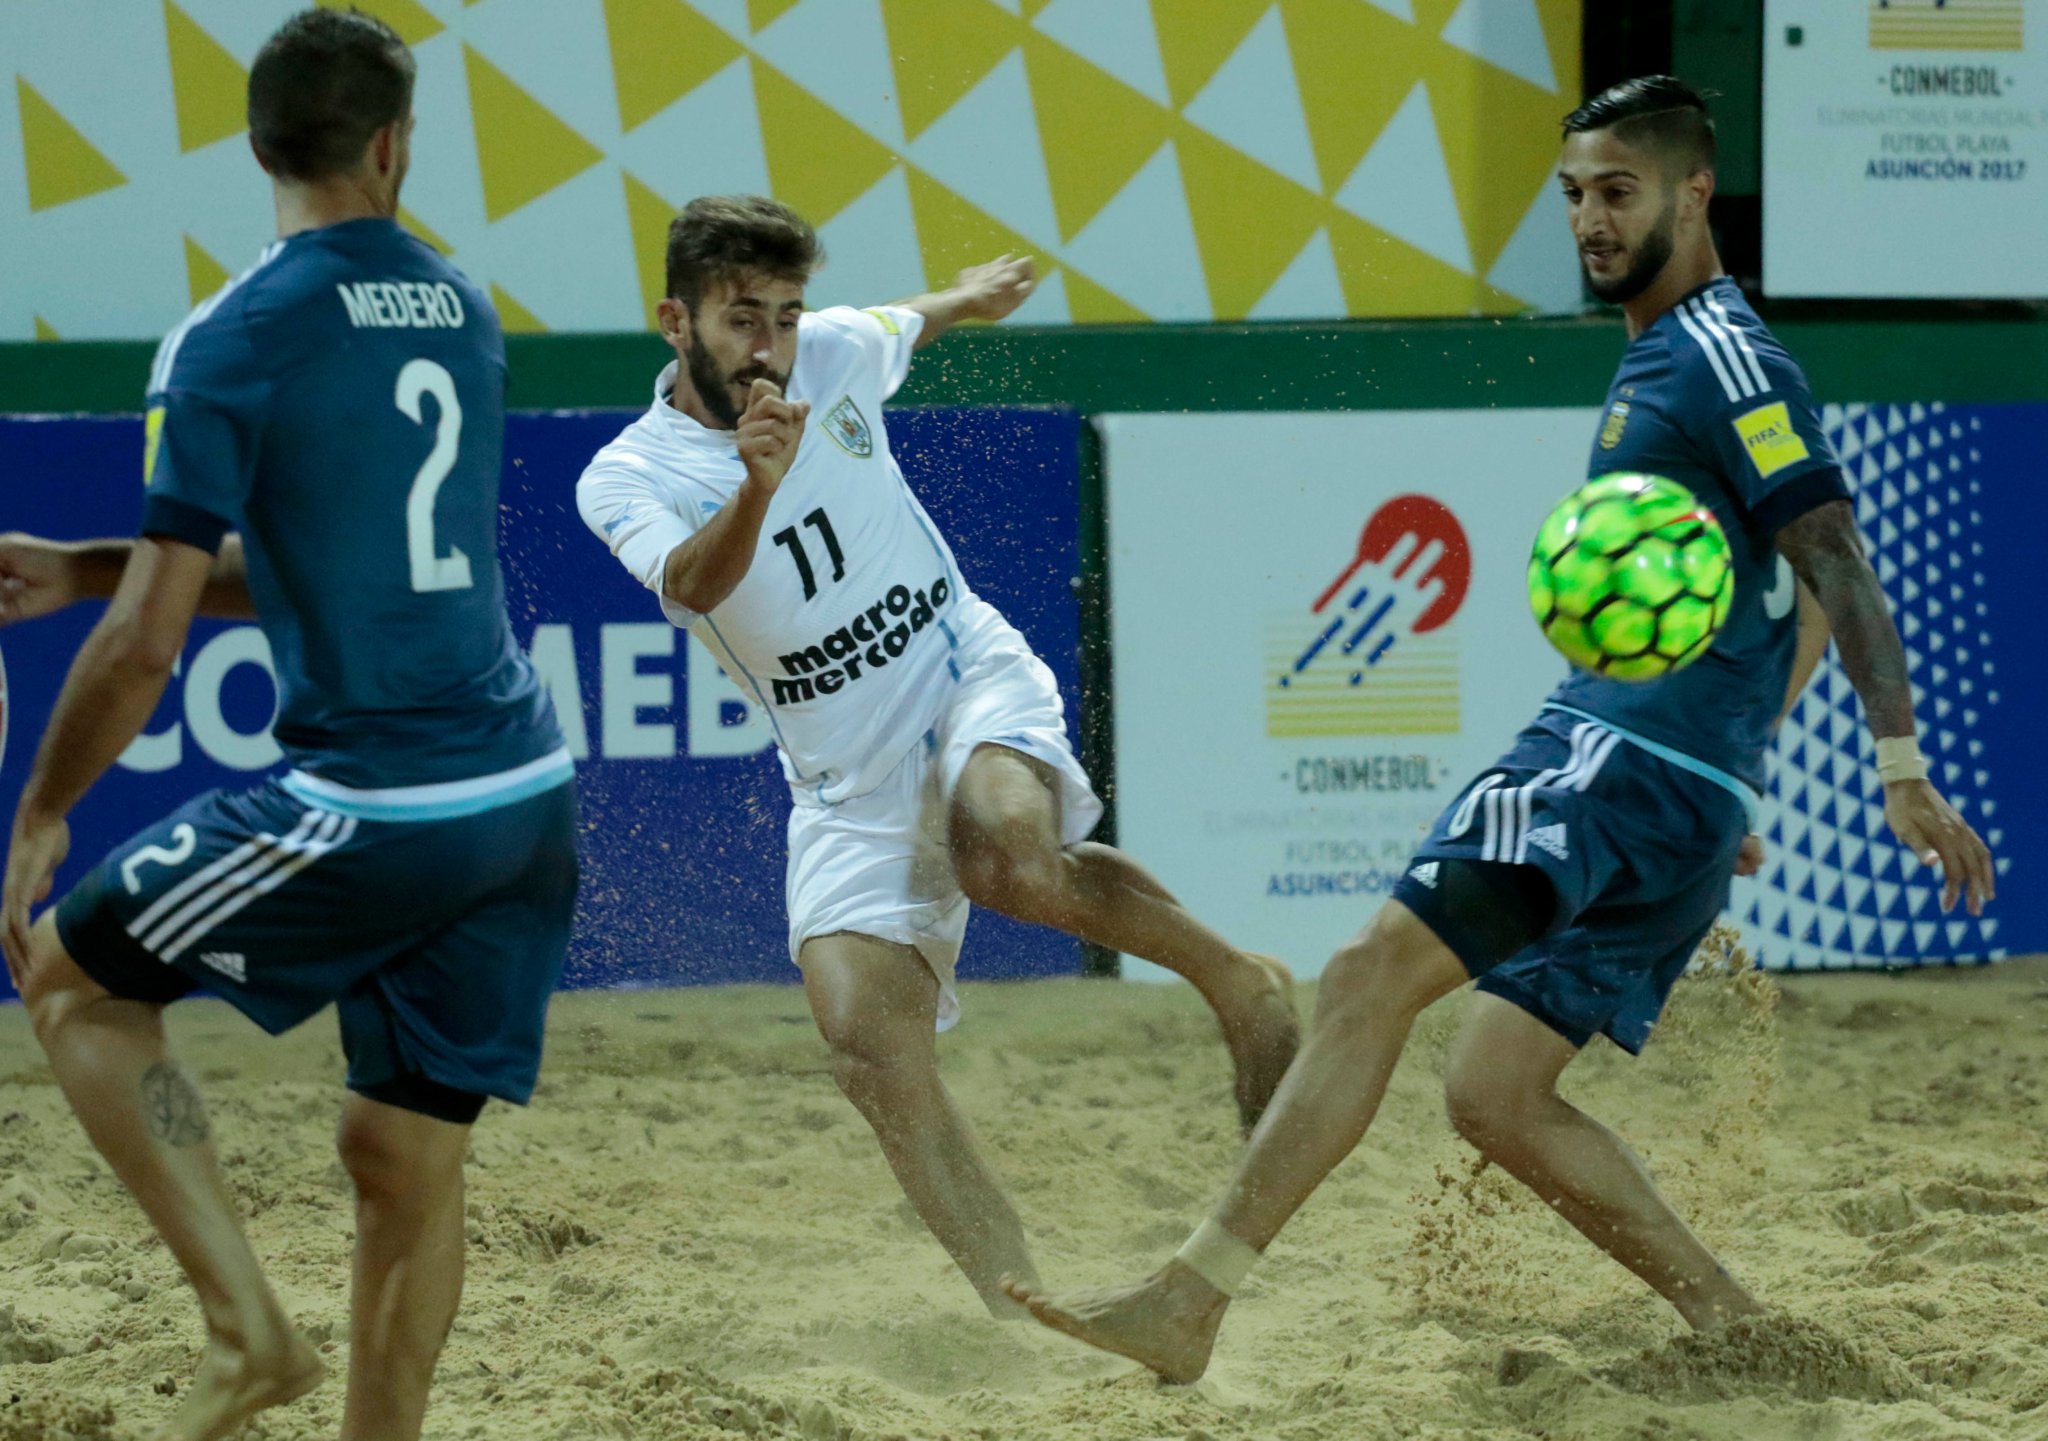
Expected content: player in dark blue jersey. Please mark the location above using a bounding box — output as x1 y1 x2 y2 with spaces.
0 13 571 1439
1003 77 1996 1384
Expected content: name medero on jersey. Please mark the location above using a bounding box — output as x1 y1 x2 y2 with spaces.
578 305 992 805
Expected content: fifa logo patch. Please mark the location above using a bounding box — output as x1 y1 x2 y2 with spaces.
1599 400 1630 450
823 397 873 459
1733 401 1811 479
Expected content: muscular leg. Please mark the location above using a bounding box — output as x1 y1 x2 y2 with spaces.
336 1095 472 1440
1006 900 1469 1381
13 914 321 1440
1441 993 1761 1330
949 744 1298 1129
800 931 1037 1314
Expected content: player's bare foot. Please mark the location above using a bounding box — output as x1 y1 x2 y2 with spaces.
1001 1262 1226 1385
154 1328 324 1441
1222 953 1299 1134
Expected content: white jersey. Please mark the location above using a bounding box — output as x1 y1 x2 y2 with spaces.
577 305 995 804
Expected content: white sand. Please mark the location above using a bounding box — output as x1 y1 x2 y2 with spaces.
1 943 2044 1440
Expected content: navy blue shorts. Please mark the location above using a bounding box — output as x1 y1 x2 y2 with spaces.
55 776 578 1106
1393 709 1750 1054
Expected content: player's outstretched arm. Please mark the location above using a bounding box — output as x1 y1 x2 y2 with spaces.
0 532 255 626
1775 501 1994 915
659 379 809 615
891 254 1036 349
3 537 212 972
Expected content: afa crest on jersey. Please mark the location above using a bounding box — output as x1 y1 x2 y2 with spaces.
823 397 873 459
1599 400 1631 450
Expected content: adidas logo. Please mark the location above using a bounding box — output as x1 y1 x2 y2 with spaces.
1525 824 1570 862
1408 861 1440 889
197 952 247 984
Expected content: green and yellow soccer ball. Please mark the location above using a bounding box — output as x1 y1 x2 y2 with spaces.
1528 473 1733 681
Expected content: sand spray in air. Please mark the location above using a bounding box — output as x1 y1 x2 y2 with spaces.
1406 922 1783 1318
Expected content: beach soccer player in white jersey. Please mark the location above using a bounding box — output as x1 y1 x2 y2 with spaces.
576 195 1298 1314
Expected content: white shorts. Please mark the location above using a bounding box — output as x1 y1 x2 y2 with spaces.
784 613 1103 1030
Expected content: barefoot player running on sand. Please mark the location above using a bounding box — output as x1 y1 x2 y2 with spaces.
1004 77 1993 1381
576 195 1298 1315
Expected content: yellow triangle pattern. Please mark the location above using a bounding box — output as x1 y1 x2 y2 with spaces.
398 204 454 256
752 59 896 225
1281 0 1422 195
316 0 445 46
490 282 547 333
1063 269 1146 325
623 170 678 326
905 166 1036 290
1151 0 1272 108
882 0 1020 141
34 316 59 340
10 0 1582 336
163 1 248 153
604 0 743 132
1175 128 1324 321
17 77 127 212
183 234 229 304
464 44 605 222
1023 35 1173 243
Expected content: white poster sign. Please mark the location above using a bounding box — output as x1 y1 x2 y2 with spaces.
1102 410 1598 981
1764 0 2048 297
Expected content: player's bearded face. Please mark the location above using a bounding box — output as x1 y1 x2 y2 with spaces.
685 311 794 429
1583 189 1676 304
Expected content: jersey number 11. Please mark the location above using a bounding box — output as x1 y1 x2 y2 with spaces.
772 508 845 601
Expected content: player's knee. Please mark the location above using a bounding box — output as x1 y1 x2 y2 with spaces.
337 1110 421 1205
19 918 105 1041
955 836 1065 921
1316 925 1448 1031
1441 1063 1527 1154
822 1027 926 1117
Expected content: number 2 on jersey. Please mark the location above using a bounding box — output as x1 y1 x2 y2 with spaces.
772 508 846 601
395 358 474 593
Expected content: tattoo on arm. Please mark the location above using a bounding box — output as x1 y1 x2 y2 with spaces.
1774 500 1915 740
141 1062 211 1147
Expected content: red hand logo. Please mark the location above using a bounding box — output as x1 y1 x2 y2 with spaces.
1288 495 1471 683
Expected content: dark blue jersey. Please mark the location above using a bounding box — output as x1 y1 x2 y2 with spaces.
1550 277 1847 794
140 217 560 789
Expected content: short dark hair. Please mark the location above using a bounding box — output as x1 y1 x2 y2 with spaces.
1561 76 1716 177
664 195 824 309
247 8 415 183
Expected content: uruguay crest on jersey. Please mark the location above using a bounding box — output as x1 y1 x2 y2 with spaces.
823 396 873 458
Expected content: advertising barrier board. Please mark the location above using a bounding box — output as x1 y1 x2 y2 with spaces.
1102 405 2037 979
1764 0 2048 297
0 406 1084 1000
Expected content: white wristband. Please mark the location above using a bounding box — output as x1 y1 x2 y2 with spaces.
1875 736 1931 784
1173 1218 1261 1296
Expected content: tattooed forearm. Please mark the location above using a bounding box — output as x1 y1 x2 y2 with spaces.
1774 500 1915 740
141 1062 210 1147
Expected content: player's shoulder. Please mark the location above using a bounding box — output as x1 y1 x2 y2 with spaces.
800 304 916 358
1663 280 1811 409
579 409 700 491
146 240 293 399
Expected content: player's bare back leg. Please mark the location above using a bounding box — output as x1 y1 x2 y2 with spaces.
1005 901 1468 1381
800 931 1039 1315
12 916 323 1441
949 743 1299 1130
1442 993 1763 1330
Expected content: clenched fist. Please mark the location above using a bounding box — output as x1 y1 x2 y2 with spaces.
737 379 809 494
